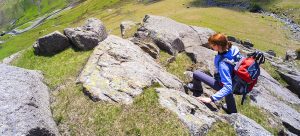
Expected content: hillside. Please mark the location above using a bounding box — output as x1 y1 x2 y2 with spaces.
0 0 300 135
0 0 81 31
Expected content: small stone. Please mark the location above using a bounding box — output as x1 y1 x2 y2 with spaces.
266 50 276 57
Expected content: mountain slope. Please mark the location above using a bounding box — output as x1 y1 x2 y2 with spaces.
0 0 299 135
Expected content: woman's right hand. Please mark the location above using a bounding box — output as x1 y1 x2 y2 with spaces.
197 97 212 103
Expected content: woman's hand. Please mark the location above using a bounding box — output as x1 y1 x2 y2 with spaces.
197 97 212 103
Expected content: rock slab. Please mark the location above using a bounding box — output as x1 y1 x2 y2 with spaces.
0 64 59 136
156 88 220 136
224 113 272 136
78 35 183 104
136 15 215 55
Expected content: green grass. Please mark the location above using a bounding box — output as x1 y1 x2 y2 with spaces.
52 82 189 135
261 61 288 86
263 0 300 25
16 21 33 30
207 121 236 136
159 51 193 83
235 95 283 135
12 48 91 89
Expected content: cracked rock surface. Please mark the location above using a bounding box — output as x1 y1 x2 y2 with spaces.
78 35 183 104
249 69 300 135
156 88 220 136
0 64 59 136
136 15 215 55
224 113 272 136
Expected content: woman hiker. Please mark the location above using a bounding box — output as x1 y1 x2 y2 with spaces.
187 33 242 114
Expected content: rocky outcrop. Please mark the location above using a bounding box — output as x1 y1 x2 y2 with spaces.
249 69 300 135
285 50 299 61
266 50 276 57
135 15 215 55
64 18 107 50
156 88 220 136
277 71 300 96
224 114 272 136
0 64 59 136
33 31 71 56
120 20 139 38
78 35 183 104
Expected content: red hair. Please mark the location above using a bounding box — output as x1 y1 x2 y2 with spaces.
208 33 232 50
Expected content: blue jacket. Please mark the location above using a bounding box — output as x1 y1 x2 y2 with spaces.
211 46 241 101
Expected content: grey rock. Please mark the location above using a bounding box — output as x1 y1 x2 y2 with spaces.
0 40 4 44
259 68 300 105
0 64 59 136
120 20 139 38
185 45 216 75
130 38 160 59
285 50 298 61
249 68 300 135
64 18 107 50
227 35 241 44
224 113 272 136
33 31 70 56
242 39 254 48
278 71 300 96
266 50 276 57
156 88 220 136
78 35 183 104
139 15 215 55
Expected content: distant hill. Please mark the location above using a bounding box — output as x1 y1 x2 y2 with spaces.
0 0 80 31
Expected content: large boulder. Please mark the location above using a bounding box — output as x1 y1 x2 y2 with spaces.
33 31 71 56
0 64 59 136
78 35 183 104
156 88 220 136
224 114 272 136
249 69 300 135
64 18 108 50
136 15 215 55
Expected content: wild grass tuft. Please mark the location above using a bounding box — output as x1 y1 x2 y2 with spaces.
206 121 236 136
159 51 193 83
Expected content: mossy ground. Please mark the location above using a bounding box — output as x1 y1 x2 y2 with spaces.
1 0 299 135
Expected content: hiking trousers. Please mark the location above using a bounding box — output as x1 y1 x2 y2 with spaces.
192 70 237 114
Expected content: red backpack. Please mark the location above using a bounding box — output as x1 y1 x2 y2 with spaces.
223 56 261 105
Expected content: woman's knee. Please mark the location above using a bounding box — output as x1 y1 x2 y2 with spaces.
193 70 204 79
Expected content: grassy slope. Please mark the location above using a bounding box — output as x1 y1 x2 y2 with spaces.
2 0 299 135
0 0 75 31
262 0 300 25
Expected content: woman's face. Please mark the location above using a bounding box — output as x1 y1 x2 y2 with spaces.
210 43 220 51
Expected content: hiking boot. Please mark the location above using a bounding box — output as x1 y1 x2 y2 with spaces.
184 83 203 97
222 104 237 114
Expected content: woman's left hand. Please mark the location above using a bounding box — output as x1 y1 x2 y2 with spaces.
197 97 212 103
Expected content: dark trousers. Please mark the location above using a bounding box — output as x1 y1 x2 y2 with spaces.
193 70 237 113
